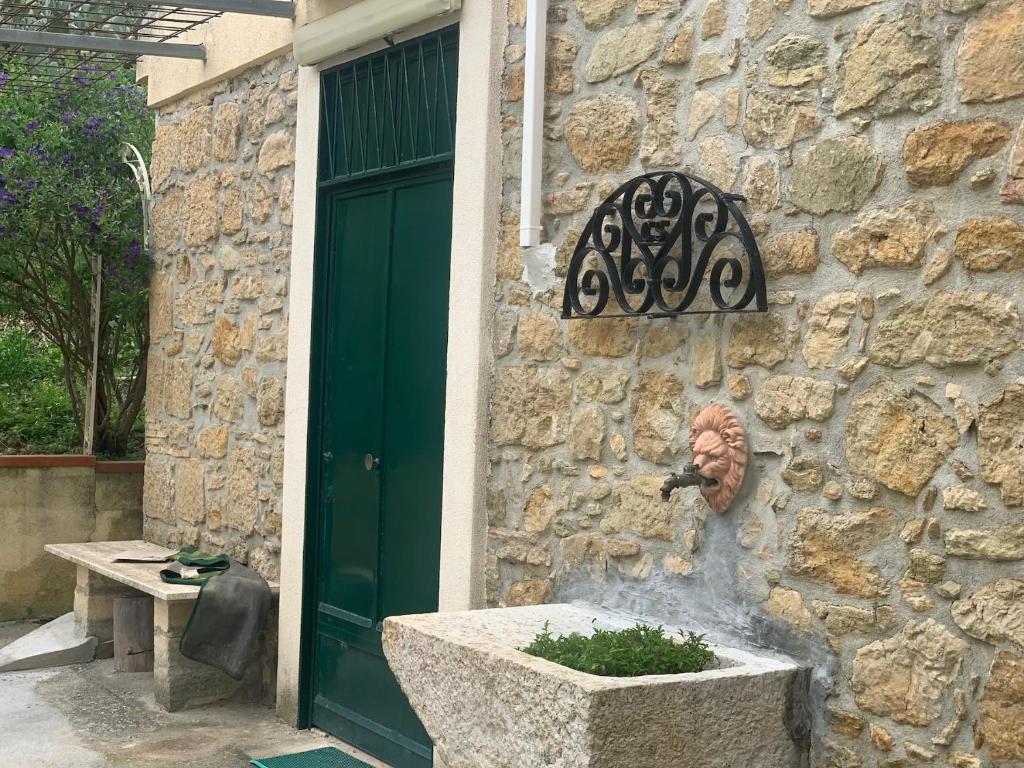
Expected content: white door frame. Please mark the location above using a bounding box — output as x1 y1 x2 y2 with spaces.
275 0 505 725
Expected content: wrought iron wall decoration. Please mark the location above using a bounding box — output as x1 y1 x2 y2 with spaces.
561 171 768 320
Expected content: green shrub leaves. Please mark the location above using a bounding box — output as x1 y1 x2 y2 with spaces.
522 621 715 677
0 327 78 453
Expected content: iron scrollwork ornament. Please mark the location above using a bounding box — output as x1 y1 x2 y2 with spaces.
561 171 768 319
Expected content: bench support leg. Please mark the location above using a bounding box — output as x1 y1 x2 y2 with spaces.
153 600 241 711
114 596 155 672
74 566 138 659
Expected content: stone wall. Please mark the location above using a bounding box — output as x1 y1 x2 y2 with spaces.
0 459 144 620
490 1 1024 766
143 55 296 582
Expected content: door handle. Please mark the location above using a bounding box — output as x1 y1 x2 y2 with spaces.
363 453 380 471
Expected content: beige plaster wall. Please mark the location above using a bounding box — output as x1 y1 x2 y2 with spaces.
0 462 144 621
135 0 364 108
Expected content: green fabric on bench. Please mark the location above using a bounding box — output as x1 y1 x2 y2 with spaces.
159 546 230 586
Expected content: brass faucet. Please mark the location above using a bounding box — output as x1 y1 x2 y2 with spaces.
660 463 716 501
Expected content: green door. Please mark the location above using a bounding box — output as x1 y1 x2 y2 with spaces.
304 28 457 768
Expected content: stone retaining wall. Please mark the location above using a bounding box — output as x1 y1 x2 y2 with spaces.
0 457 144 621
489 1 1024 766
143 56 297 582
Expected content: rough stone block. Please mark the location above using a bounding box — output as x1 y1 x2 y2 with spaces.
74 566 140 658
383 604 805 768
153 598 242 711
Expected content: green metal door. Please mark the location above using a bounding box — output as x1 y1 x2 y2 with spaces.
304 28 458 768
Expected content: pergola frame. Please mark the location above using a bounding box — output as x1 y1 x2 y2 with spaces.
0 1 295 92
137 0 295 16
0 27 207 58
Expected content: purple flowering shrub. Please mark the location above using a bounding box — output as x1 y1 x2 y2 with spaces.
0 66 153 456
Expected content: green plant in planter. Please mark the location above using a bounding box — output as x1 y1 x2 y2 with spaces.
522 622 715 677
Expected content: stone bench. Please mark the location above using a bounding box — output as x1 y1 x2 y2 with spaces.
45 540 279 711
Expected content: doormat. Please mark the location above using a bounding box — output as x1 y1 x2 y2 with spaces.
250 746 374 768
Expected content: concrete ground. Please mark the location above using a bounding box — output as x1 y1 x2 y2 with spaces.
0 618 39 647
0 620 389 768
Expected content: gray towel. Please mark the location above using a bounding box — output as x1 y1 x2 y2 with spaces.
179 561 271 680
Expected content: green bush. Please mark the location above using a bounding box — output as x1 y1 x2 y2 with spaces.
0 327 79 454
521 621 716 677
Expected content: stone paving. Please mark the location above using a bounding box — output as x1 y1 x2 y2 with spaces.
0 623 388 768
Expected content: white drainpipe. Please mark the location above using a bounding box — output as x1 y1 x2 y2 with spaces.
519 0 548 248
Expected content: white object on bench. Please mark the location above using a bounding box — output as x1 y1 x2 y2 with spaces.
44 540 279 711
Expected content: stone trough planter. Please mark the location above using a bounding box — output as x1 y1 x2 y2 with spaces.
383 603 806 768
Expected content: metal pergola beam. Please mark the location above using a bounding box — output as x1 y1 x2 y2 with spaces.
0 27 206 58
137 0 295 17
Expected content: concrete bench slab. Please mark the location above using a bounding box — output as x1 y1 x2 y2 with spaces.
43 541 280 601
44 540 278 711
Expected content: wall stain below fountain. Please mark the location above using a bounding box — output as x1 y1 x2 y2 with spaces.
555 507 836 768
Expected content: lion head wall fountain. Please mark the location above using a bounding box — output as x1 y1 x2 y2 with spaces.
660 403 749 513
